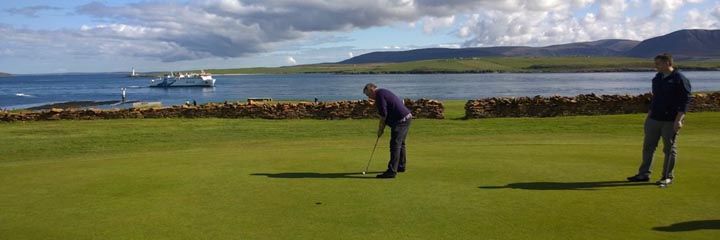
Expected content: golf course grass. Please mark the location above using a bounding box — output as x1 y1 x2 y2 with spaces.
1 102 719 239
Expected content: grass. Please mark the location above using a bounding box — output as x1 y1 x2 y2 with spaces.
198 57 720 74
1 104 719 239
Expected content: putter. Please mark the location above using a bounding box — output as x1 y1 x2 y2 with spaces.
363 136 381 175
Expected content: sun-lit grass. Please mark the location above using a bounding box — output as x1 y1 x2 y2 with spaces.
196 57 720 74
1 108 719 239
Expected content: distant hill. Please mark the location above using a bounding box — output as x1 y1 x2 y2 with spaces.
340 29 719 64
625 29 720 59
341 39 639 64
0 72 13 77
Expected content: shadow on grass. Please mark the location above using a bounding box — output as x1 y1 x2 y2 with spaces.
479 180 655 190
251 171 384 179
653 220 720 232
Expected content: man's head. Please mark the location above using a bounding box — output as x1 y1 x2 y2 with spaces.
654 53 674 73
363 83 378 99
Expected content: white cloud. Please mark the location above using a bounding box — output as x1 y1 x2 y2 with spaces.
2 0 720 73
437 43 461 48
683 8 720 29
4 5 62 18
422 15 456 34
597 0 628 20
348 52 354 58
712 4 720 19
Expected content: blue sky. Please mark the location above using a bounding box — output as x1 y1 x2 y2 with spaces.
1 0 719 74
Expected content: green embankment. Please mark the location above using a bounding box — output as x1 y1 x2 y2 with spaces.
1 102 718 239
200 57 720 74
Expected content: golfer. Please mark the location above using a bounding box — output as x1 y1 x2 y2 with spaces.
363 83 412 179
627 53 692 186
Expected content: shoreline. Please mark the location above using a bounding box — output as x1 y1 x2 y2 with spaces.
12 91 719 111
24 100 138 111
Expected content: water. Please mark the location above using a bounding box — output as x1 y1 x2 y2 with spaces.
1 72 719 110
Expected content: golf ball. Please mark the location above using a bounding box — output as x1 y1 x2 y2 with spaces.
659 184 667 188
362 171 366 175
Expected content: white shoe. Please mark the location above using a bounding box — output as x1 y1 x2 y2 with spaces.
656 178 673 185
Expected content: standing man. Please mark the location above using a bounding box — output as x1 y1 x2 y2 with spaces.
363 83 412 179
627 53 692 186
121 87 126 103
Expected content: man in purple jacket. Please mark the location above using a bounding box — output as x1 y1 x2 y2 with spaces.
363 83 412 178
627 53 692 186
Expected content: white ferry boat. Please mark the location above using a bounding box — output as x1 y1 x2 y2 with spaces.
149 71 216 87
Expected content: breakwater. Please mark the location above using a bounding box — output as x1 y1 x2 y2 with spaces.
1 99 444 122
465 92 720 118
3 93 720 122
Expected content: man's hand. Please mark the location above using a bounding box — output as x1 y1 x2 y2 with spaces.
674 112 685 133
377 117 386 137
674 120 683 133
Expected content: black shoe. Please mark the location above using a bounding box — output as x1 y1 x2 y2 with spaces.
398 168 405 173
627 174 650 182
376 173 396 178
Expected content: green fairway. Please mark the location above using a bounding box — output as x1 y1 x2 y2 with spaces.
1 106 719 239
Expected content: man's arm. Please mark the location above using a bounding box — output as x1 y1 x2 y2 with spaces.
674 74 692 133
674 112 685 133
378 117 386 137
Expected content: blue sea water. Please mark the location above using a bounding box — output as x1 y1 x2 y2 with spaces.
1 72 719 110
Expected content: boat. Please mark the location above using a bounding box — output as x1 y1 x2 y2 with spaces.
149 71 216 87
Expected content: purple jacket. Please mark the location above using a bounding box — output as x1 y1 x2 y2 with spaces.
650 69 692 121
374 88 411 124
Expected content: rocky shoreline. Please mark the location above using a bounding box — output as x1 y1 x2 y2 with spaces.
25 100 137 111
1 99 445 122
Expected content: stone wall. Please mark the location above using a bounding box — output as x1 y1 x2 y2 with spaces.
1 99 444 122
465 92 720 118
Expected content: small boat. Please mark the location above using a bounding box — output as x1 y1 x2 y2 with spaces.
149 71 216 87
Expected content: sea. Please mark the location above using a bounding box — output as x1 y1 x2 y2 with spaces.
2 72 720 110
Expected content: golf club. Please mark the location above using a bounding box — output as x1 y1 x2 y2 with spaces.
363 136 381 175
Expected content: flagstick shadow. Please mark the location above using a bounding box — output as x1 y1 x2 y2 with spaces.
479 180 655 191
653 220 720 232
251 171 384 179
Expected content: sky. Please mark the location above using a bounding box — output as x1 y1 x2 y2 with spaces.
1 0 719 74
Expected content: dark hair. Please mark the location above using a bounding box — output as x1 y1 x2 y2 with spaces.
363 83 377 92
654 53 673 65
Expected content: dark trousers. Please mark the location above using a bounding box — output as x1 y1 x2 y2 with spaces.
638 118 678 179
386 118 411 174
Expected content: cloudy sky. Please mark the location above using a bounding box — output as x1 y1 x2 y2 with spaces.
1 0 719 74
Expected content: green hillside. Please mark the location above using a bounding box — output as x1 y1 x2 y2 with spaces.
199 57 720 75
0 72 13 77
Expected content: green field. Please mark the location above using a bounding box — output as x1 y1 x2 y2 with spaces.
199 57 720 75
1 103 719 239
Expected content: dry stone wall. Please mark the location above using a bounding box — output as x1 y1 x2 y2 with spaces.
1 99 444 122
465 92 720 118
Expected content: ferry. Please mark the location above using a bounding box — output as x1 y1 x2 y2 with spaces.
149 71 216 87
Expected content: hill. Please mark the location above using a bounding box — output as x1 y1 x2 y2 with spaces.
341 39 639 64
0 72 12 77
340 29 720 64
207 56 720 75
625 29 720 59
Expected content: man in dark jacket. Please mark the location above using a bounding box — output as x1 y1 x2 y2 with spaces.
627 53 692 186
363 83 412 179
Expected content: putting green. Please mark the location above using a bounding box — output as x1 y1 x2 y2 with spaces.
1 109 718 239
